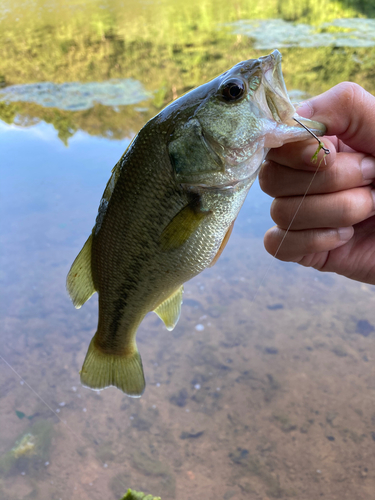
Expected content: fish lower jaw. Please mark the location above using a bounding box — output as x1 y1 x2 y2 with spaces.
181 181 239 191
180 173 257 192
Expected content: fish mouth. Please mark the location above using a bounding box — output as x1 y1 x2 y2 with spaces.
260 50 326 137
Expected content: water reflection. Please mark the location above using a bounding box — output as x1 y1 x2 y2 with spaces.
227 18 375 49
0 80 152 110
1 0 375 499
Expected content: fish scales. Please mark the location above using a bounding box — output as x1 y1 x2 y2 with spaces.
93 124 247 341
67 50 325 396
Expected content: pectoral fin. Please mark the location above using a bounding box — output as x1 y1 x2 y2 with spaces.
66 233 96 308
209 220 235 267
154 285 184 331
160 202 210 251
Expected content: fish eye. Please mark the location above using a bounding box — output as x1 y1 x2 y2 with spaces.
220 78 246 102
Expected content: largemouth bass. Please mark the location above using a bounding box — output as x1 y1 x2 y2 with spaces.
67 50 325 397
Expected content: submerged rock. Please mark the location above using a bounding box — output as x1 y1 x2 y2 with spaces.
169 388 189 407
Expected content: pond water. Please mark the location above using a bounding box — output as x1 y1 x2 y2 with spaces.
1 1 375 499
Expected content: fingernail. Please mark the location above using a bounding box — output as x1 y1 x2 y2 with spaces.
361 156 375 181
338 227 354 241
295 100 313 118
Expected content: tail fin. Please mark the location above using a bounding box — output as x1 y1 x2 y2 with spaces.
80 338 145 397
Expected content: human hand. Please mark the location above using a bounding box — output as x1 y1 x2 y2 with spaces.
259 82 375 285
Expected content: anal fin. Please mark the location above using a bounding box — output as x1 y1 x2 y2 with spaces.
154 285 184 331
80 337 145 397
209 220 235 267
66 233 96 308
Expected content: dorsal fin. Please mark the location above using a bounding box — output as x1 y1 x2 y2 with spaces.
66 233 96 309
154 285 184 331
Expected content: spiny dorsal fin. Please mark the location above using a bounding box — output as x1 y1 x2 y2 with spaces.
66 233 96 309
154 285 184 331
80 337 145 397
209 219 235 267
159 203 210 251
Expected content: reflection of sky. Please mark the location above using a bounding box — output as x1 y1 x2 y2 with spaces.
0 121 129 316
0 120 272 236
0 120 129 222
0 79 152 110
0 118 272 324
227 18 375 49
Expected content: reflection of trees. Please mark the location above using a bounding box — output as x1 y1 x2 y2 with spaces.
0 101 154 145
338 0 375 17
0 0 374 142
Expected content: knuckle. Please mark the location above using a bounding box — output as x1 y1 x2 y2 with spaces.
270 198 293 226
269 199 281 224
259 161 277 195
333 82 363 109
339 194 356 225
338 189 370 225
332 82 368 141
303 234 318 254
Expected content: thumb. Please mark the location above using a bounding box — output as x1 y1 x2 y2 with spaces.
296 82 375 156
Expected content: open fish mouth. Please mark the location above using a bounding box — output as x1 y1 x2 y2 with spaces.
260 49 326 136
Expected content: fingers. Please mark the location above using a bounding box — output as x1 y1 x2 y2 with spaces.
261 83 375 282
263 226 354 262
295 83 375 156
270 186 375 230
260 153 375 197
266 137 337 171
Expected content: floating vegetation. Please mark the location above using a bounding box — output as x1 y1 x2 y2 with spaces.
0 0 374 142
227 18 375 49
0 80 152 111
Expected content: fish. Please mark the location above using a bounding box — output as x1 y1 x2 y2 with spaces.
67 49 325 397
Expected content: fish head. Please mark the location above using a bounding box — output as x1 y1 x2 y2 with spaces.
166 50 325 187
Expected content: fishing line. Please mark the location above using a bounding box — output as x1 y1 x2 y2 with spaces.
0 353 82 442
0 352 130 495
250 125 329 304
0 116 328 496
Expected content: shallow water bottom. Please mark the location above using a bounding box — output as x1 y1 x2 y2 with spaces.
1 225 375 500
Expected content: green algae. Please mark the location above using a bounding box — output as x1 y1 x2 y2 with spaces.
119 489 161 500
0 420 53 476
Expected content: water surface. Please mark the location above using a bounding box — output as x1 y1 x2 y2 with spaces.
1 1 375 499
